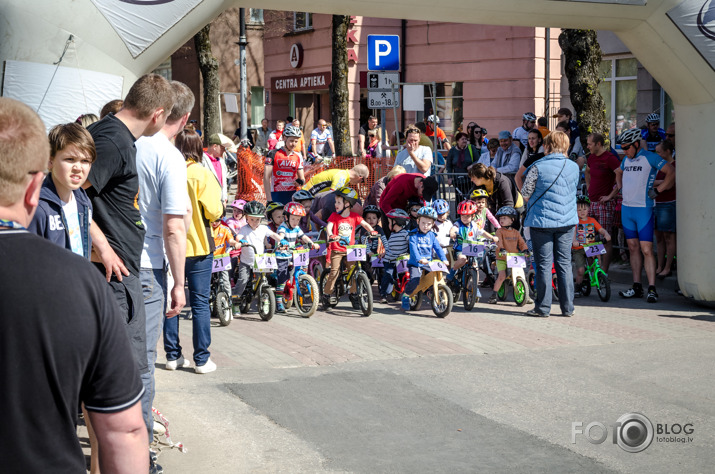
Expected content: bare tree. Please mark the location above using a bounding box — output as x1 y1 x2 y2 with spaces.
559 29 609 146
194 25 221 144
330 15 353 156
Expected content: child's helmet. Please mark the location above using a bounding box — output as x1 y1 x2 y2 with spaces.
292 189 314 202
283 125 302 138
284 201 307 217
244 200 266 218
386 209 409 227
265 201 284 219
416 206 438 220
362 204 382 218
334 186 359 206
470 188 489 200
431 199 449 215
576 195 591 206
457 200 477 215
495 206 518 219
230 199 246 210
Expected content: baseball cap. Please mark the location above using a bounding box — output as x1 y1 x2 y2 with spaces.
552 107 572 118
208 133 238 153
498 130 512 140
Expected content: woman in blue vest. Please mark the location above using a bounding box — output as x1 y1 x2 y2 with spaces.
521 131 580 317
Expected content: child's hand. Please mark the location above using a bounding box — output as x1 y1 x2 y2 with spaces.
442 260 450 268
328 234 339 243
492 235 499 243
379 250 386 258
604 234 612 242
311 242 320 250
370 230 379 237
449 231 457 240
419 258 429 265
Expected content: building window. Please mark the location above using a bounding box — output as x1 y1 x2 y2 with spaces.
294 12 312 32
248 9 263 24
598 57 637 141
251 86 265 125
153 58 172 81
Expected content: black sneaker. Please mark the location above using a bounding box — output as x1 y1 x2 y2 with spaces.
150 458 164 474
488 293 498 304
525 309 549 318
646 288 658 303
619 285 644 298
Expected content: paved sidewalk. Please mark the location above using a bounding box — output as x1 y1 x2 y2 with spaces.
132 274 715 473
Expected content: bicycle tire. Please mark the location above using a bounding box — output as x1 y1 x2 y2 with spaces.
432 283 453 318
238 290 252 314
597 272 611 302
257 284 275 321
552 273 559 299
294 274 318 318
355 272 374 317
408 291 423 311
581 278 592 297
514 277 528 307
463 268 479 310
497 282 508 301
214 290 232 326
527 269 536 297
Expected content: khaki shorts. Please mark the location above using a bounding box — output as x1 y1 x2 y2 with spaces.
572 248 587 269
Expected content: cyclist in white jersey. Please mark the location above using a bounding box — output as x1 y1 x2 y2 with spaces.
513 112 536 149
614 128 674 303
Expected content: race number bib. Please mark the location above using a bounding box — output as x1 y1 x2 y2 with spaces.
429 260 449 273
371 255 384 268
293 248 309 267
396 255 409 273
212 253 232 273
254 254 277 272
347 244 367 262
584 243 607 257
462 240 484 257
309 241 327 257
506 254 527 268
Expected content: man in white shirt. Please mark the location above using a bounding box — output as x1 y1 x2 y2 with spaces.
135 81 192 463
310 119 336 157
493 130 521 177
393 126 433 176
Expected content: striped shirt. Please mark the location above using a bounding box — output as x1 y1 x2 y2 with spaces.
384 229 409 263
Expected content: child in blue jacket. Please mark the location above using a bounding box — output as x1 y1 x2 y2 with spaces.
402 206 449 311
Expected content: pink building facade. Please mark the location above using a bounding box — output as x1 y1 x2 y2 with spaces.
264 13 562 150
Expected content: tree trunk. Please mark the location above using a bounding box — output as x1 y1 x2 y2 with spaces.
194 25 221 145
558 29 609 147
330 15 353 156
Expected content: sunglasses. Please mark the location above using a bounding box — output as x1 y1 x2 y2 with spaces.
665 133 675 138
621 144 632 151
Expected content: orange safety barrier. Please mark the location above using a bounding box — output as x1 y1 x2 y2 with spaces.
233 148 396 203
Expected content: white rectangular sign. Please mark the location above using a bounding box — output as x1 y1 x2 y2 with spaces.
402 84 425 112
367 72 400 91
368 91 400 109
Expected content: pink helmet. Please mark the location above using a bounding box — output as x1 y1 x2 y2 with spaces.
230 199 246 210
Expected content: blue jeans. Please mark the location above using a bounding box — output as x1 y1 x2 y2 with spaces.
531 226 575 315
141 267 166 441
164 254 212 366
379 262 396 297
404 265 430 295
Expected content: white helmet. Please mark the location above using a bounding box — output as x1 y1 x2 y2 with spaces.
646 113 660 123
283 125 302 138
426 114 440 124
617 128 642 146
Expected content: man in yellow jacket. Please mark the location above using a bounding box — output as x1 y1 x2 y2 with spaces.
164 156 223 374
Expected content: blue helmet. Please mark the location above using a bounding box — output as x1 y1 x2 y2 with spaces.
431 199 449 215
417 206 438 220
496 206 518 219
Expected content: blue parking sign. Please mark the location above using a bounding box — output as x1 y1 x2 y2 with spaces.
367 35 400 71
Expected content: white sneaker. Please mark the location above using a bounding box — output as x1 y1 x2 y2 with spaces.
165 355 190 371
195 358 217 374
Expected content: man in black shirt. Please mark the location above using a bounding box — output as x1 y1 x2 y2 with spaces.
358 115 379 157
83 73 175 472
0 97 147 473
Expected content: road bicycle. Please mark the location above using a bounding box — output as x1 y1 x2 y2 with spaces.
233 244 277 321
578 242 611 302
320 243 374 317
496 252 530 307
407 261 454 318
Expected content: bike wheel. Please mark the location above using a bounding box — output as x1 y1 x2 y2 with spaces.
284 285 294 309
238 290 251 314
257 284 275 321
527 269 536 298
213 290 232 326
581 279 592 297
310 260 324 282
355 272 374 317
497 282 508 301
463 268 479 310
295 274 318 318
432 283 453 318
319 268 338 309
408 291 423 311
552 273 559 299
597 272 611 302
514 277 528 307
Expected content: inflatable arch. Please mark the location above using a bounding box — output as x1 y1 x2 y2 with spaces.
2 0 714 305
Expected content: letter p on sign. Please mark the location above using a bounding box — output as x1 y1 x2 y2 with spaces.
368 35 400 71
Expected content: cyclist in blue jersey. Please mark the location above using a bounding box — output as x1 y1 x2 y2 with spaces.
641 113 666 152
614 128 674 303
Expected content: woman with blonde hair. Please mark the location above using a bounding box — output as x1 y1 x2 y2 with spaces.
521 130 580 317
